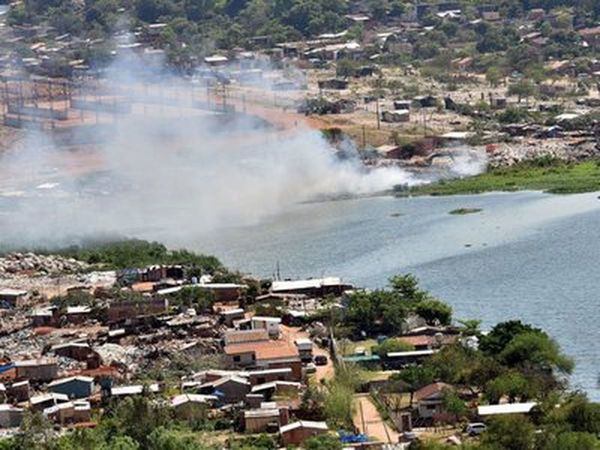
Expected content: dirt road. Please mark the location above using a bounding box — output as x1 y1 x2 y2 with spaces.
280 325 334 383
353 393 399 445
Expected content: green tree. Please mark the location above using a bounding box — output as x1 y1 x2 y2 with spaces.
485 371 534 403
391 365 438 406
99 436 140 450
442 389 465 423
508 80 538 103
458 319 481 337
110 396 173 448
480 320 541 355
486 66 503 87
14 411 54 450
482 415 536 450
542 432 600 450
500 332 574 375
415 299 452 325
344 289 407 336
324 382 355 428
298 383 326 421
566 398 600 434
389 274 428 304
170 286 215 311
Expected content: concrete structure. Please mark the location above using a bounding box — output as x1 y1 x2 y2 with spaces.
224 340 302 381
65 306 92 324
251 316 281 338
30 392 69 412
14 359 58 382
0 289 28 307
220 308 245 327
29 306 58 327
271 278 352 297
106 298 168 323
44 400 91 425
6 381 30 402
246 368 294 385
52 342 97 361
0 404 24 428
200 283 247 303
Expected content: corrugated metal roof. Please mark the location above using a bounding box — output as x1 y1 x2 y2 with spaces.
271 277 343 292
280 420 328 433
478 402 537 416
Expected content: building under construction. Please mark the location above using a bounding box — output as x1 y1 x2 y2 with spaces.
0 73 239 134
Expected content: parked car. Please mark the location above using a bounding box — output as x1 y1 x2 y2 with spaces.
314 355 328 366
400 431 418 443
305 363 317 374
465 423 487 436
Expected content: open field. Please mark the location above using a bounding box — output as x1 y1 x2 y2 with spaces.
406 160 600 196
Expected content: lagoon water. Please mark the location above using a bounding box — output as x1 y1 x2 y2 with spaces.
188 191 600 399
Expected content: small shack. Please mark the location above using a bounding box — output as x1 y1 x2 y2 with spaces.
381 109 410 123
280 420 329 446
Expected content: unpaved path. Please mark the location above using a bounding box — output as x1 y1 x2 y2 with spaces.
353 393 399 445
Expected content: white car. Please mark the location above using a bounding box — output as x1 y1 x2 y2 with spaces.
305 363 317 374
466 423 487 436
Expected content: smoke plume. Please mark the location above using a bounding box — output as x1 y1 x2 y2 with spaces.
0 57 487 248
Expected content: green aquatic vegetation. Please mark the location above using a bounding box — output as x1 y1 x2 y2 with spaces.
404 160 600 196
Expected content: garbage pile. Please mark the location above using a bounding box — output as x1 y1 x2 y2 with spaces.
0 253 89 277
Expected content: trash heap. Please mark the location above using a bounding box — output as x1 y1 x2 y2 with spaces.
0 253 89 277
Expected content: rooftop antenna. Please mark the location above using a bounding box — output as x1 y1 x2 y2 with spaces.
276 260 281 281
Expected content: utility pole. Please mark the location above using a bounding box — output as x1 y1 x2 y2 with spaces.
359 399 366 436
362 125 366 149
375 98 380 130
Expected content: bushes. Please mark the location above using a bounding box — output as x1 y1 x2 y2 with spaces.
52 239 223 272
372 339 414 357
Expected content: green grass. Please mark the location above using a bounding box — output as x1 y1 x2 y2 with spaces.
405 160 600 196
339 339 378 356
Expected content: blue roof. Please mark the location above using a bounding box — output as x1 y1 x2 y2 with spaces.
0 363 15 374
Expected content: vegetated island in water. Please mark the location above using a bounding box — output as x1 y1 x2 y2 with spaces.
449 207 482 215
399 158 600 197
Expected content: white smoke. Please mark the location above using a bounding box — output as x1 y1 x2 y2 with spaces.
0 56 486 248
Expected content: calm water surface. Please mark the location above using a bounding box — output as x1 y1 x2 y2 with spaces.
187 191 600 399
